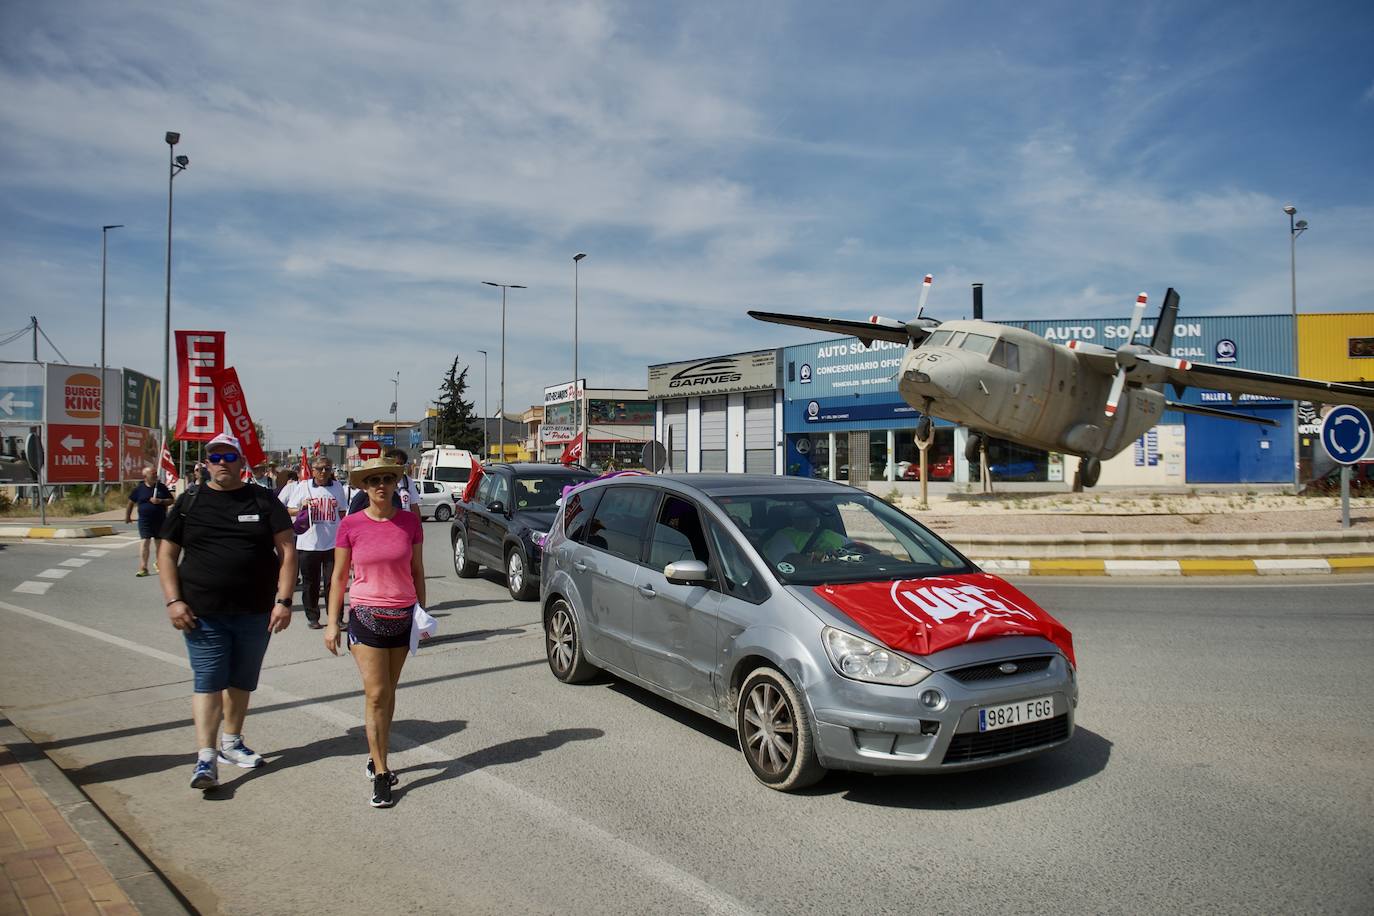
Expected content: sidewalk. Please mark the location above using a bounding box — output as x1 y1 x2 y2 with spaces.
0 721 186 916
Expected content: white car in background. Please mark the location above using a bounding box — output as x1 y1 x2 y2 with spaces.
417 479 458 521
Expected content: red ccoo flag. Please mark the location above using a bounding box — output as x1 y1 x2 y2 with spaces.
561 432 584 466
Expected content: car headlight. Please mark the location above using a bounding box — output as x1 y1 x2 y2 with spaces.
529 530 549 549
822 626 930 687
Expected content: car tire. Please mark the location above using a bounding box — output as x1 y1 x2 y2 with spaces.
545 597 598 683
506 547 536 601
736 667 825 791
452 531 478 578
435 503 452 522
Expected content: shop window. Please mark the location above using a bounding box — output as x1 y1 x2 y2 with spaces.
894 428 955 480
968 437 1049 482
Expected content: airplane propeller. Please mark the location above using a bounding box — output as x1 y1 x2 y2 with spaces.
1103 292 1148 418
868 273 940 340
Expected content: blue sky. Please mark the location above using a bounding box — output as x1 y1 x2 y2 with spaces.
2 0 1371 447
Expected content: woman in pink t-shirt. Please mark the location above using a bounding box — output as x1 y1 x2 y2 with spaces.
325 457 425 808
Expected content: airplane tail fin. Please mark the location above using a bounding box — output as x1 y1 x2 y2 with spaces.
1150 288 1180 355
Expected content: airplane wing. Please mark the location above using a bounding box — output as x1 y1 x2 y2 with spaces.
748 310 918 348
1139 354 1374 410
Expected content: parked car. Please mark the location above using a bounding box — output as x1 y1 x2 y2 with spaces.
1304 461 1374 495
902 454 955 480
540 474 1078 791
451 463 596 599
417 479 457 522
985 458 1038 481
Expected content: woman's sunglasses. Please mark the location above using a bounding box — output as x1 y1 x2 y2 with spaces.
363 474 397 487
207 452 241 464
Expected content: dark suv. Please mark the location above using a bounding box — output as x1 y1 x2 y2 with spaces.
450 463 596 599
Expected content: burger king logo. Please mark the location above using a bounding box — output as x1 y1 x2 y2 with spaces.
64 372 102 419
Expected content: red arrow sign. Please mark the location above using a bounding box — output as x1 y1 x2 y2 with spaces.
47 423 120 483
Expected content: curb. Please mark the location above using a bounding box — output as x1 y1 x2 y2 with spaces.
980 556 1374 576
0 718 191 915
0 526 116 540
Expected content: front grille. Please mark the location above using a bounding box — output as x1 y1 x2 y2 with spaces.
942 714 1069 765
948 655 1053 684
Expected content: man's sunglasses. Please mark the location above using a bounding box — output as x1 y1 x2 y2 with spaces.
207 452 241 464
312 466 332 472
363 474 397 487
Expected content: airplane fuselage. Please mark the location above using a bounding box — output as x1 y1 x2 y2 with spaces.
895 320 1159 460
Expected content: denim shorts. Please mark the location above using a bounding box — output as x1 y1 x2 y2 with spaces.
183 613 273 693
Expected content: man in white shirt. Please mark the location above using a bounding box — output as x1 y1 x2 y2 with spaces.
283 458 346 629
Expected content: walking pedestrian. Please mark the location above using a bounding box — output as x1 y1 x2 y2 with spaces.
285 457 346 629
348 448 421 520
158 433 297 792
125 465 172 577
325 456 425 808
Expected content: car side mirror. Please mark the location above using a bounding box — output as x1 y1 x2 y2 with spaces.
664 559 712 585
487 500 506 514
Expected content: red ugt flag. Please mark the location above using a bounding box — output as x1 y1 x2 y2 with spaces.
562 432 584 466
160 446 180 486
208 367 267 468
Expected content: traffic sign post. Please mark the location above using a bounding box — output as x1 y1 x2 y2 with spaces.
24 432 45 524
357 439 383 461
1320 405 1372 529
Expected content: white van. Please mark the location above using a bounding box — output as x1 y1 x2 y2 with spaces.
419 447 477 488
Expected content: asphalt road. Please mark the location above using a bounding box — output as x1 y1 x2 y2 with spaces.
1 521 1371 915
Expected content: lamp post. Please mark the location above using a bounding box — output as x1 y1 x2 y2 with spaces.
391 370 400 444
1283 204 1308 493
162 132 188 464
573 253 586 448
482 281 525 460
477 349 488 458
99 223 123 496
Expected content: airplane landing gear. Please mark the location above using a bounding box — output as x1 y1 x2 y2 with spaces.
964 432 982 463
915 415 932 443
1080 456 1102 488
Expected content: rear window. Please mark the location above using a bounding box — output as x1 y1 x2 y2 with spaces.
434 467 470 483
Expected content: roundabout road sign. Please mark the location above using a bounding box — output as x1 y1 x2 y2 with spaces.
1320 405 1371 466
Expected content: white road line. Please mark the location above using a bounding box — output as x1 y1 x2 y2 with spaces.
12 582 52 595
81 550 109 558
36 568 71 579
0 599 759 916
1255 559 1331 575
1104 559 1181 576
59 558 91 568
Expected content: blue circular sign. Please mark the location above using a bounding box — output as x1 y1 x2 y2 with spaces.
1320 405 1372 466
1215 339 1237 363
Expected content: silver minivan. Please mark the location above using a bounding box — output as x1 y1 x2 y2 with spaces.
540 474 1078 791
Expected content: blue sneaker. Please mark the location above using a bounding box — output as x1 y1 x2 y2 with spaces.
190 758 218 790
218 737 264 769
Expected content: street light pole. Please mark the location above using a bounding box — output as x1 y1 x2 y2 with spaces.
163 132 188 466
482 281 526 461
1283 204 1309 494
573 253 586 448
99 224 123 497
477 349 488 458
391 370 400 442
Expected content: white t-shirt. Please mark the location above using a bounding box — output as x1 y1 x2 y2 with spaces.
286 479 346 551
398 474 421 514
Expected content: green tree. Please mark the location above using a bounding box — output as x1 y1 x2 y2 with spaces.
433 357 483 451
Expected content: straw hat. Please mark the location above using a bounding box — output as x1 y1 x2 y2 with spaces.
348 456 406 489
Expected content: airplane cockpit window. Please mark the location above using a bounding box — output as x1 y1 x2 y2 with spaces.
961 333 996 356
990 338 1020 371
947 331 968 349
923 329 953 348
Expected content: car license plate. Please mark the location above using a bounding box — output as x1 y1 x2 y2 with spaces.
978 696 1054 732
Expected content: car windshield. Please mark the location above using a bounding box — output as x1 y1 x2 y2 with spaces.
712 492 972 586
514 473 591 511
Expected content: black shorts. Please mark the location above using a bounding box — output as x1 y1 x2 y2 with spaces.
137 517 163 540
348 604 413 650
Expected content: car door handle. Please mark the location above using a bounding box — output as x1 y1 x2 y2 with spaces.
573 561 588 572
637 585 657 598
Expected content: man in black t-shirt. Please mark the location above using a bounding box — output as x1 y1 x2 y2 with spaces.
159 433 297 792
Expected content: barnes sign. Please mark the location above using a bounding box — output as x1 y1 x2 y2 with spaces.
648 350 778 399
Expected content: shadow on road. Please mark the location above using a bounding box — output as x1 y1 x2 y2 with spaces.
422 626 529 647
426 598 491 614
827 726 1112 807
603 680 738 751
394 727 604 801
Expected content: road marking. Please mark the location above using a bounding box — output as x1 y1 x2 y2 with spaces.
36 568 71 579
0 598 759 916
81 550 109 557
12 582 52 595
1105 560 1181 576
1255 559 1330 575
60 558 90 568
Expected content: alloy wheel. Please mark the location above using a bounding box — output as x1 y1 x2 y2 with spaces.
547 604 575 675
741 681 795 776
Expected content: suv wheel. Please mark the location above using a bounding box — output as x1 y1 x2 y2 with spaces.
736 667 825 791
435 503 452 522
452 531 478 578
545 598 598 683
506 548 536 601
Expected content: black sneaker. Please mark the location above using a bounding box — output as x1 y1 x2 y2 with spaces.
365 758 399 786
370 772 395 808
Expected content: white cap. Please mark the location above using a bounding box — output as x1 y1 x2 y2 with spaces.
206 433 242 451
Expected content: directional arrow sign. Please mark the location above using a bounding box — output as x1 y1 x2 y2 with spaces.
47 423 120 484
0 386 43 422
1321 405 1372 466
61 434 85 450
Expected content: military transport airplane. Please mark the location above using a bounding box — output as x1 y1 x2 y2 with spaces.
750 279 1374 486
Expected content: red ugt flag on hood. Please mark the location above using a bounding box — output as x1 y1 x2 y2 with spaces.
814 573 1075 666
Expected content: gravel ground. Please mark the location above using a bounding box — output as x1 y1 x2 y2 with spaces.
898 493 1374 536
